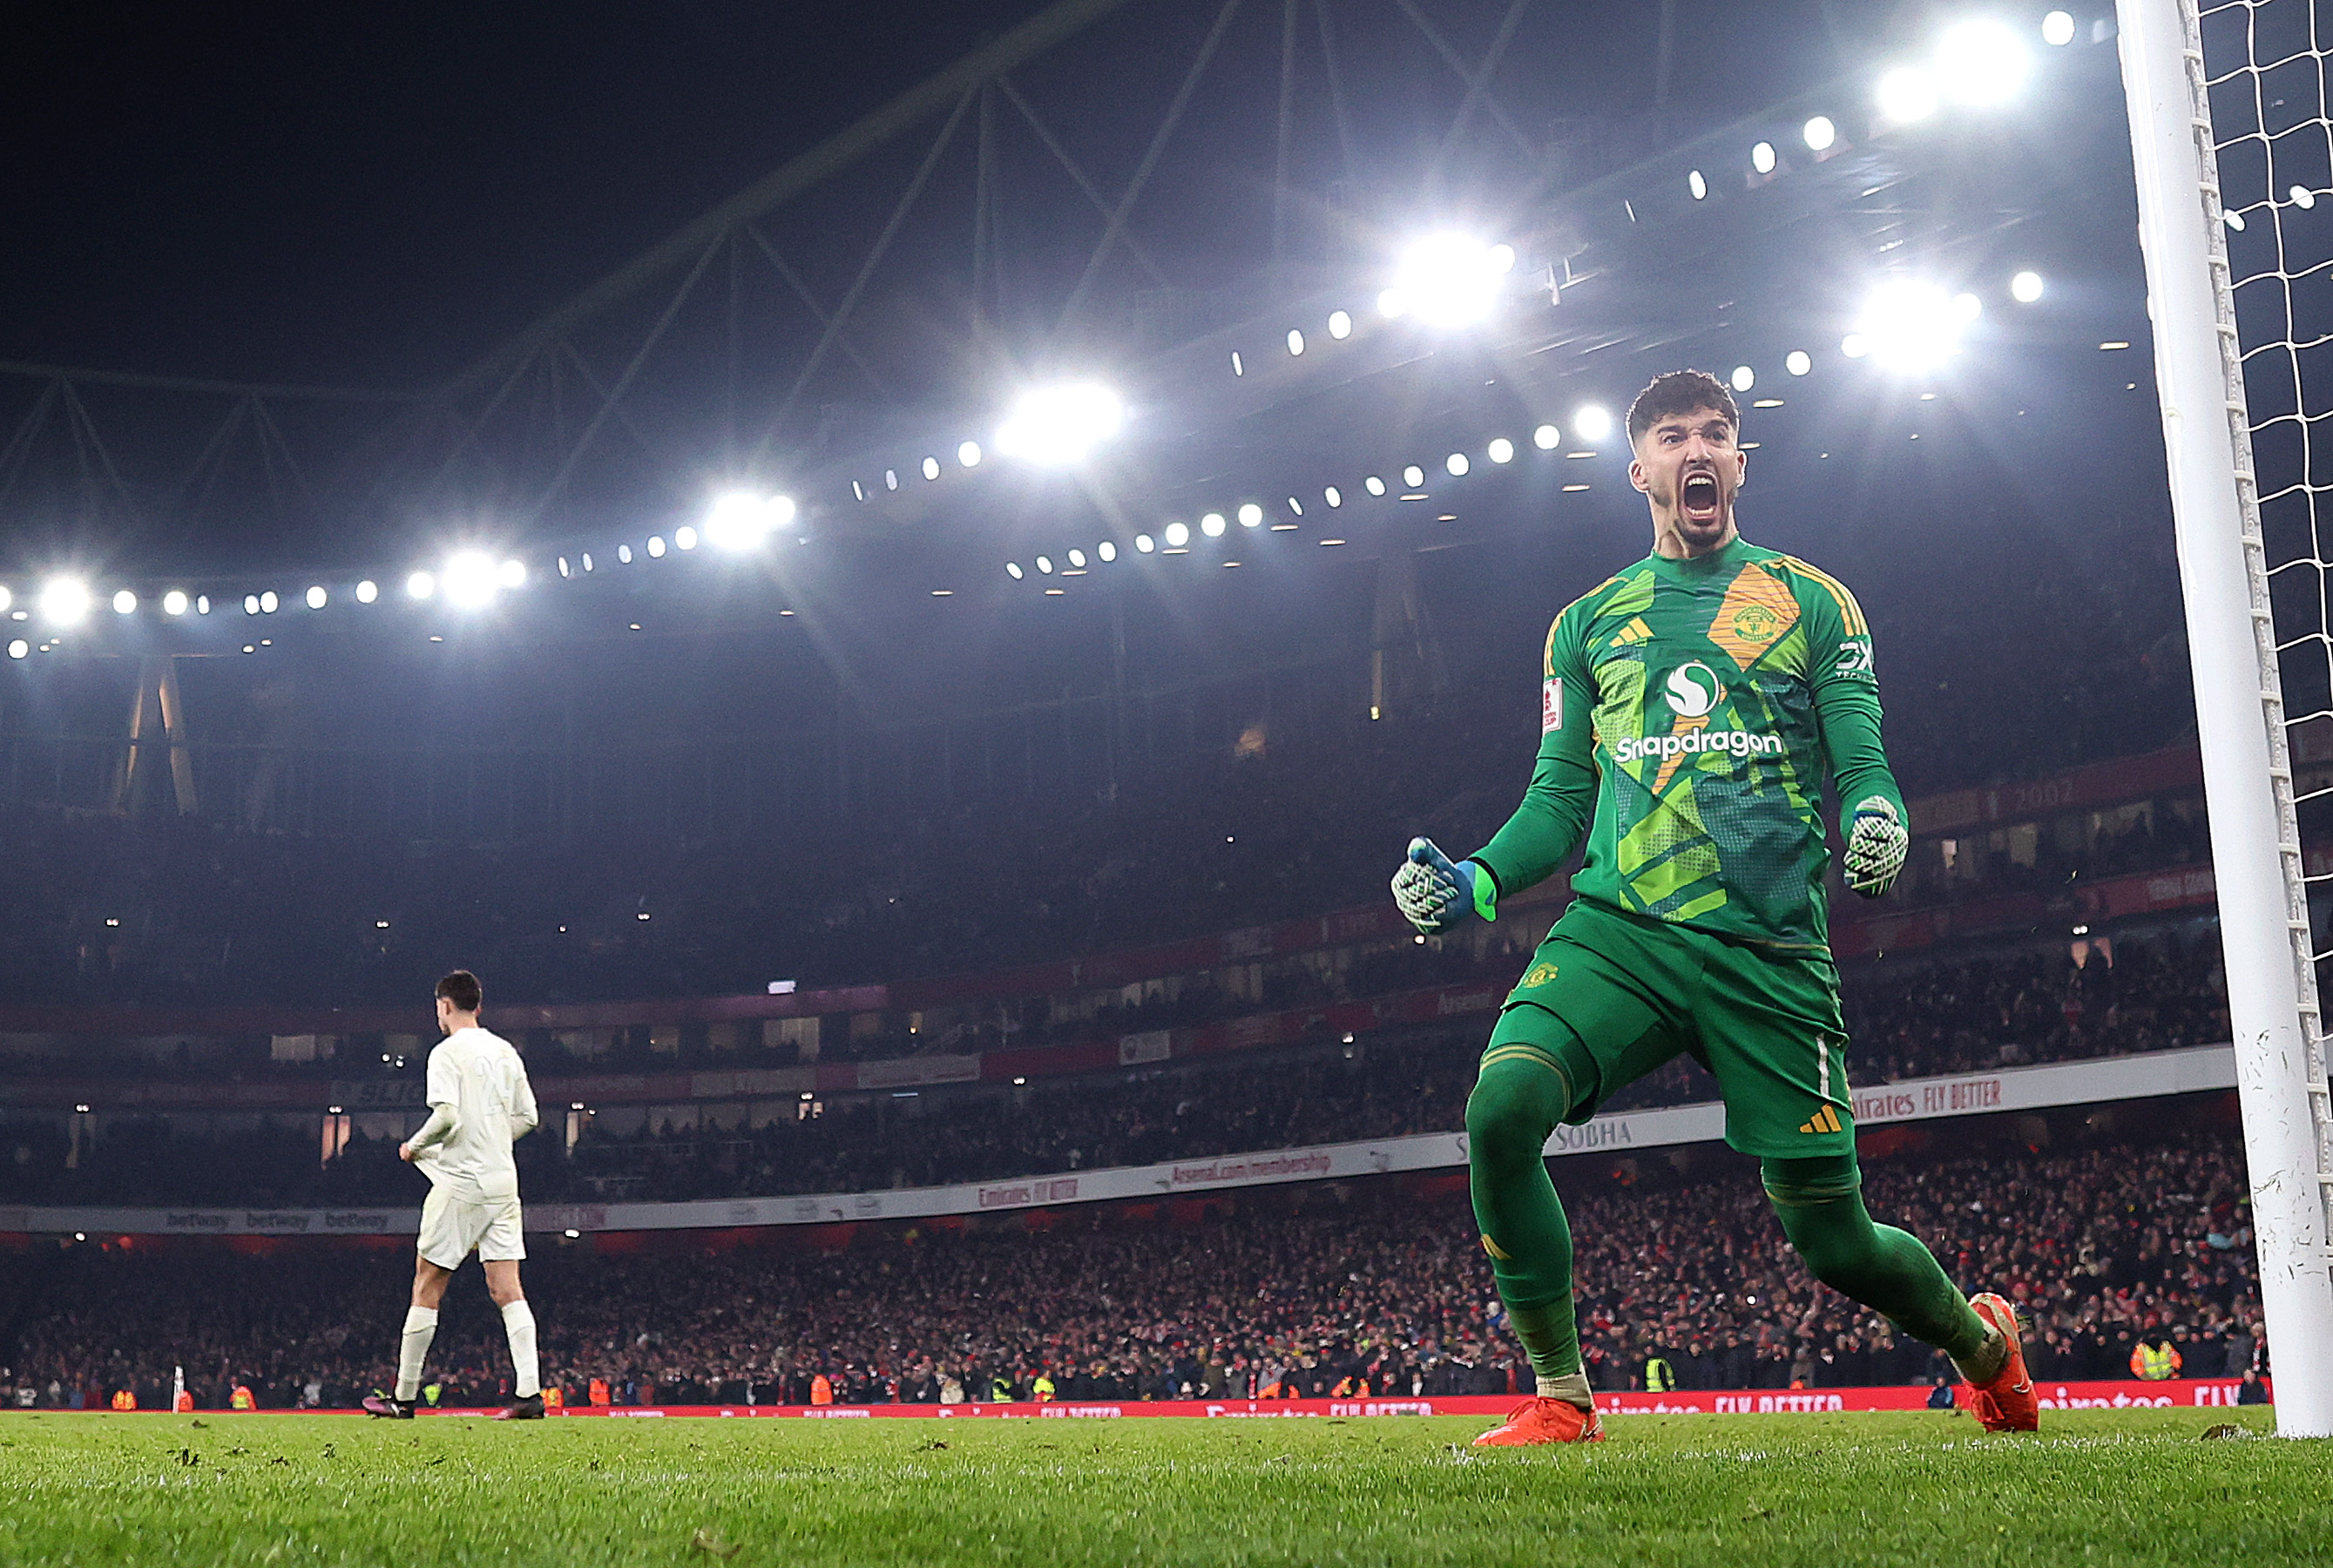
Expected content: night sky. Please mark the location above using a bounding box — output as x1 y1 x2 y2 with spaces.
1 1 1889 389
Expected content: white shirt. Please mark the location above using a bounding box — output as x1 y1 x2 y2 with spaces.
412 1025 538 1204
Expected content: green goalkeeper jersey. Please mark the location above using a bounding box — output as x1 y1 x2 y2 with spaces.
1471 535 1902 955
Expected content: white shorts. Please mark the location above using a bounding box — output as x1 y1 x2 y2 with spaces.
417 1186 526 1270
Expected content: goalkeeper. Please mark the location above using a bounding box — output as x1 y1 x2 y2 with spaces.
1393 370 2035 1444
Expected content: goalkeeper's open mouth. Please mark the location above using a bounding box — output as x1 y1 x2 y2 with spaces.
1680 470 1721 524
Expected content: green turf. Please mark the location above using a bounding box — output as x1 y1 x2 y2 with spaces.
0 1407 2322 1566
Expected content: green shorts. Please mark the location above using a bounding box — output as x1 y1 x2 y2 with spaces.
1491 896 1854 1159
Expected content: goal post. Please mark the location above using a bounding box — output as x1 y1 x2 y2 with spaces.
2117 0 2333 1437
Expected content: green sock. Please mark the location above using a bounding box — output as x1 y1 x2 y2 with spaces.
1467 1043 1583 1381
1762 1154 1991 1361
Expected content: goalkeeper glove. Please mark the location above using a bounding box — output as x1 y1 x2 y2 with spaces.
1843 795 1907 898
1391 837 1495 934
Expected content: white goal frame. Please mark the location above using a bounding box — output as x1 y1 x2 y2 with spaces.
2118 0 2333 1437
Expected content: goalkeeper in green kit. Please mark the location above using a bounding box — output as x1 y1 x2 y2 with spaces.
1391 370 2038 1444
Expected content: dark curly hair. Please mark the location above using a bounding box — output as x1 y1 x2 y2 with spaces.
1626 369 1740 447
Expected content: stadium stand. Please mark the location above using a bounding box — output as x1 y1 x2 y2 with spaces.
0 1123 2264 1410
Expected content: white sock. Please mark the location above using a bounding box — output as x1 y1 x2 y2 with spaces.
1535 1370 1594 1410
500 1299 539 1399
396 1307 438 1402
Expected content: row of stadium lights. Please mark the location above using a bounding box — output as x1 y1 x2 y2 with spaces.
0 498 802 657
0 14 2099 639
997 262 2053 592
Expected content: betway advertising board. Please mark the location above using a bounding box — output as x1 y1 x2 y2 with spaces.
0 1046 2235 1238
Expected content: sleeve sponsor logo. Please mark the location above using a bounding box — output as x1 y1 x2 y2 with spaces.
1542 678 1563 733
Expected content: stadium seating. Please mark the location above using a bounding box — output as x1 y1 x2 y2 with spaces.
0 1127 2263 1410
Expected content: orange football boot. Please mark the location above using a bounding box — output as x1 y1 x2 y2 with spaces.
1472 1396 1605 1446
1956 1292 2039 1433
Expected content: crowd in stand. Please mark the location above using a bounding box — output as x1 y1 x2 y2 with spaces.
0 1130 2265 1410
0 921 2233 1208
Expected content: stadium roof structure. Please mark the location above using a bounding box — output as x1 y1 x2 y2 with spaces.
0 3 2148 619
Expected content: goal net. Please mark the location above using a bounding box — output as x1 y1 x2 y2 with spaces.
2120 0 2333 1436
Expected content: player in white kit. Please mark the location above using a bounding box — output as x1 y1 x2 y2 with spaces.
362 970 545 1420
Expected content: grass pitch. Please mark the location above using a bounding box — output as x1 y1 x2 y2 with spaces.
0 1407 2323 1566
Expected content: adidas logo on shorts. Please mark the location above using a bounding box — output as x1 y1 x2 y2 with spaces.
1798 1104 1843 1135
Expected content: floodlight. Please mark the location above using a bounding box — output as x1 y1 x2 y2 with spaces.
1236 504 1262 527
1533 424 1560 449
356 580 378 603
957 440 983 468
1786 350 1812 375
580 554 594 572
0 588 10 612
260 591 279 613
1877 66 1938 123
1035 557 1054 575
1403 465 1425 488
674 527 697 551
2041 9 2074 45
646 536 666 558
163 591 188 617
442 551 499 609
407 571 435 600
705 491 794 551
1804 116 1837 152
2011 269 2046 302
1487 438 1513 465
5 640 23 659
499 559 527 588
1935 18 2029 105
1445 453 1470 476
1751 140 1777 174
1325 487 1343 507
112 590 137 615
245 594 262 615
1688 170 1707 200
305 585 328 610
1135 535 1155 553
1005 562 1024 580
1098 541 1117 563
39 578 90 625
922 456 940 481
1852 280 1975 372
1165 522 1191 548
1731 366 1756 393
1287 328 1305 356
1063 550 1085 570
1202 513 1227 537
994 382 1125 465
1381 233 1514 328
1573 406 1613 443
1841 334 1870 359
1328 310 1353 340
1364 475 1388 495
196 596 210 614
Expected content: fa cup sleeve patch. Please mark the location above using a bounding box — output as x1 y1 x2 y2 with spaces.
1542 678 1563 733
